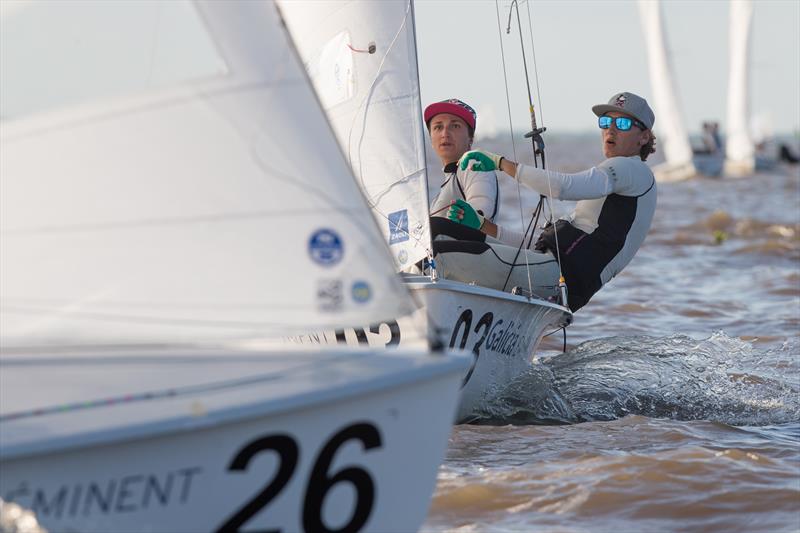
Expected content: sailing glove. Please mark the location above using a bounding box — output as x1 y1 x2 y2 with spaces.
447 199 484 230
458 150 503 172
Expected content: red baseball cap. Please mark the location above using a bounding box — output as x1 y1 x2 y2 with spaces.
423 99 477 130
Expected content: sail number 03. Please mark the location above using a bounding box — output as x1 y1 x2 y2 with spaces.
216 422 381 533
449 309 494 386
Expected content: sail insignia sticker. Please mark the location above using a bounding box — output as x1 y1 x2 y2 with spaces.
351 281 372 303
317 279 343 311
309 229 344 266
388 209 409 245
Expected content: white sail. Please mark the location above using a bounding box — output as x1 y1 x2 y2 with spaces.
724 0 755 176
638 0 696 181
278 0 431 270
0 0 415 347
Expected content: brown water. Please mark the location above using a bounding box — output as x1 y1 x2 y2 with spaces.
423 135 800 532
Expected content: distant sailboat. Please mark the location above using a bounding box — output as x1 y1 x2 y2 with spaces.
638 0 698 182
0 1 468 531
724 0 756 177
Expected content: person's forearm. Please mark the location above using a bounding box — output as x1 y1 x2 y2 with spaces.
480 219 498 238
499 157 518 178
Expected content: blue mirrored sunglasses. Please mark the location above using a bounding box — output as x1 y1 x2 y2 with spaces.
598 115 646 131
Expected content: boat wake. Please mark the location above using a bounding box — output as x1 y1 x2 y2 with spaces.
473 332 800 426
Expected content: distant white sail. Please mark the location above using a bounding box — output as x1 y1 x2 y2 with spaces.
0 0 414 347
278 0 431 270
724 0 755 176
638 0 696 181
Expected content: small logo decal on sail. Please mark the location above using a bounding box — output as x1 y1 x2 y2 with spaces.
388 209 409 245
397 249 408 265
317 279 343 311
351 280 372 303
309 229 344 266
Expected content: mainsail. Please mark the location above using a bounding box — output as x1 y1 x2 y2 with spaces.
638 0 696 181
724 0 755 175
278 0 431 270
0 0 414 347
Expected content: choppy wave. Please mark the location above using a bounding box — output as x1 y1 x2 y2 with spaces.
425 417 800 533
654 210 800 255
474 333 800 426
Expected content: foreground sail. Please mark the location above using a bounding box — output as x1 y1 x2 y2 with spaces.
279 0 573 422
638 0 697 182
0 1 467 531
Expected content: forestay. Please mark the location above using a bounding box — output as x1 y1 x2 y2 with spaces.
278 0 432 270
0 0 414 347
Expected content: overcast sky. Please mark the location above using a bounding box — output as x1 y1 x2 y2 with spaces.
415 0 800 137
2 0 797 139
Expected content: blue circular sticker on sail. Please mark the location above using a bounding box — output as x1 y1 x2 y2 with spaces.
309 229 344 266
351 280 371 303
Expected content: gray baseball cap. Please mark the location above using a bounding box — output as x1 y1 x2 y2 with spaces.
592 92 655 129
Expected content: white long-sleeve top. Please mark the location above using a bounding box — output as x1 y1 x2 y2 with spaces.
494 155 657 311
429 162 499 221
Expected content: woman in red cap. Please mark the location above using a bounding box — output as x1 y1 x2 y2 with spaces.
424 99 499 228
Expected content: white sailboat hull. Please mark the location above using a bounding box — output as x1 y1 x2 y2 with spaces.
286 277 573 423
0 346 468 533
406 278 572 422
652 161 700 182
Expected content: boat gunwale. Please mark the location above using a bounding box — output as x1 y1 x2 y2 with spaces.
403 275 573 326
0 347 469 462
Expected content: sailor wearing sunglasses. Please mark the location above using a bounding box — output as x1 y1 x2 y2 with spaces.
439 91 658 312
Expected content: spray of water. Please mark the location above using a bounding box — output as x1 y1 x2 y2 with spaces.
474 333 799 426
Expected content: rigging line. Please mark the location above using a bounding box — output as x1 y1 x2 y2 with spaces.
509 0 568 308
524 0 545 127
542 187 568 308
495 0 519 167
408 0 434 263
498 0 536 295
541 325 567 353
507 1 534 139
506 0 544 170
367 166 425 205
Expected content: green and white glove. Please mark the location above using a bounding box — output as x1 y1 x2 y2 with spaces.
447 199 484 230
458 149 503 172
